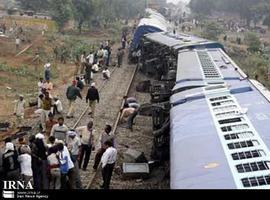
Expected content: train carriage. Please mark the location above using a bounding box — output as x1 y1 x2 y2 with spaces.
170 48 270 189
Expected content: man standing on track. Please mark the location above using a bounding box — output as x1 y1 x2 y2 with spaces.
76 121 95 171
86 83 100 118
117 48 124 68
100 140 117 189
93 125 115 170
66 80 82 119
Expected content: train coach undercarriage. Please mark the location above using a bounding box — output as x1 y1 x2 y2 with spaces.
134 38 179 163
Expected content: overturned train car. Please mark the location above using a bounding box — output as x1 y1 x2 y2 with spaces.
135 31 224 163
133 20 270 189
171 48 270 189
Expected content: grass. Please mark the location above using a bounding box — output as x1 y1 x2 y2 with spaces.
2 16 57 32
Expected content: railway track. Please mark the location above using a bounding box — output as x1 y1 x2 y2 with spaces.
63 53 138 189
86 64 138 189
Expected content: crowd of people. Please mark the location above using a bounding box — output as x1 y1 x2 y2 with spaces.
1 121 116 190
6 32 140 190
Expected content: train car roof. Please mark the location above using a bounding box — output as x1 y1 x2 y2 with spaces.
174 48 247 91
144 32 223 50
170 50 270 189
131 13 170 50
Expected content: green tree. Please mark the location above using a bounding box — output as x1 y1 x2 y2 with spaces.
16 0 49 12
189 0 270 27
189 0 216 15
72 0 93 33
48 0 73 32
201 22 224 41
263 15 270 28
245 32 261 53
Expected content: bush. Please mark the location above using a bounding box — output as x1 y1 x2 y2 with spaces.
244 32 261 53
201 22 224 41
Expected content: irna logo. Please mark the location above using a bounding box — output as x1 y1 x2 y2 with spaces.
3 180 33 190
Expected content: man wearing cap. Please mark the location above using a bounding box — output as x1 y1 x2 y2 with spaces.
3 142 20 180
66 80 82 119
66 130 82 189
14 95 26 126
86 83 100 118
66 130 81 163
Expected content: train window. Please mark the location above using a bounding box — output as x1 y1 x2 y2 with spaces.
241 175 270 188
221 124 249 132
225 133 238 140
212 100 235 107
236 161 269 173
227 140 259 150
224 131 254 141
231 150 265 160
210 96 231 102
250 177 259 186
242 178 251 187
216 111 239 119
213 105 237 113
218 117 244 125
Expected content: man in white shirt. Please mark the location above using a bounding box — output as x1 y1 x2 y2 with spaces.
102 67 111 80
66 130 81 163
100 140 117 189
14 95 26 126
80 51 87 74
76 121 95 171
66 130 83 189
53 97 63 115
92 63 99 73
93 125 115 170
86 52 94 65
18 146 33 183
15 37 20 51
56 141 76 189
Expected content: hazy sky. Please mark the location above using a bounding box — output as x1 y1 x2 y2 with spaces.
167 0 190 4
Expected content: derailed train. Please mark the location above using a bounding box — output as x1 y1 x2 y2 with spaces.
131 10 270 189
